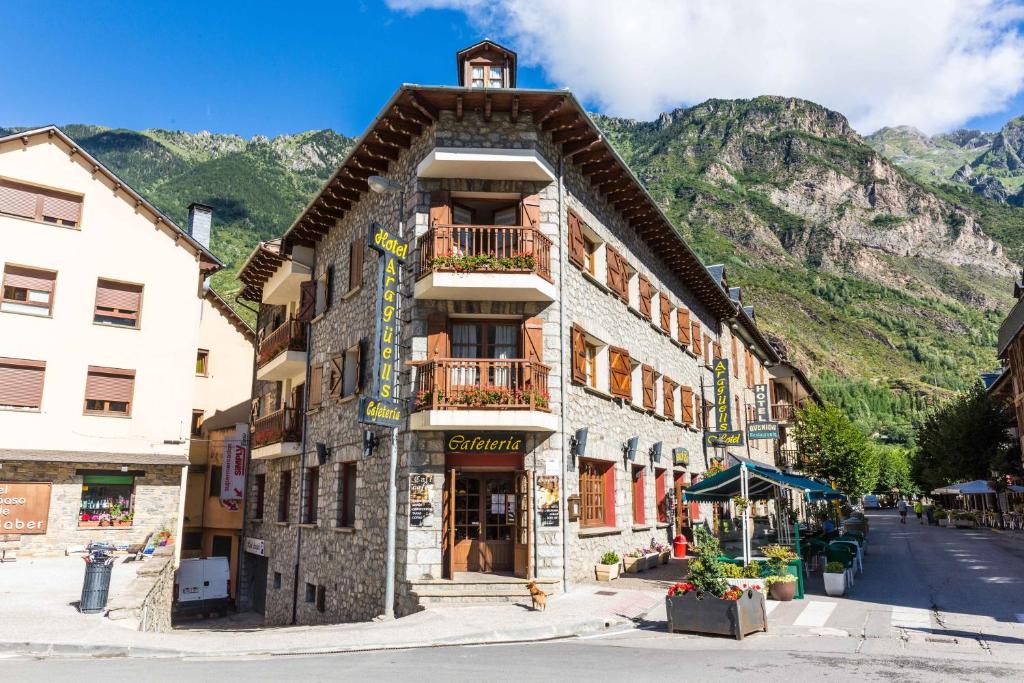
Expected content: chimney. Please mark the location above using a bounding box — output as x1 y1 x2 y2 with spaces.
187 202 213 250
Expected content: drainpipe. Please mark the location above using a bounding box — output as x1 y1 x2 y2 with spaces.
557 152 569 594
292 249 316 625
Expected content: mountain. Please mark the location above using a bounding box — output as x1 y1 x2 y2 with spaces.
7 99 1022 442
0 124 355 304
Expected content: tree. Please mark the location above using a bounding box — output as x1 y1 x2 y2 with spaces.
912 382 1021 493
794 403 879 498
874 445 915 494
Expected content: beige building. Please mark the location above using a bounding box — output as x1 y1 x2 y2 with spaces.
0 127 222 556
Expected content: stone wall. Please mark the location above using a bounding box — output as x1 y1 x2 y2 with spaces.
1 461 183 556
106 544 176 632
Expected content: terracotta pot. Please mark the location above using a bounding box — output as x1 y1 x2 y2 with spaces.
769 580 797 602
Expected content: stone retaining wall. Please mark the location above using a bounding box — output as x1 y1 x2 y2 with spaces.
106 545 175 632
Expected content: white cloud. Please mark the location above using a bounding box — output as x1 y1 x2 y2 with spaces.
386 0 1024 133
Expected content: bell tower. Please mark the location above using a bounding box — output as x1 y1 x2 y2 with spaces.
456 39 517 89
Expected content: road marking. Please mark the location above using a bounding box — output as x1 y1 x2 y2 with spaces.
765 601 781 615
891 606 932 629
793 601 837 627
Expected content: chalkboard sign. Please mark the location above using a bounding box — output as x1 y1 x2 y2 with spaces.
537 475 560 527
409 473 435 527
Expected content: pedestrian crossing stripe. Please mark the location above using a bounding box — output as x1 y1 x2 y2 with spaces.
793 601 837 627
890 606 931 629
765 601 780 615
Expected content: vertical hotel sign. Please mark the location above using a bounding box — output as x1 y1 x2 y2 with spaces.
705 358 744 447
359 222 408 427
753 384 771 422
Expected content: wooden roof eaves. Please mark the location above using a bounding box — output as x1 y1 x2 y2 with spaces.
204 288 256 344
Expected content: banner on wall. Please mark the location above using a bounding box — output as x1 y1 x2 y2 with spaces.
220 428 248 504
358 222 409 428
0 482 51 534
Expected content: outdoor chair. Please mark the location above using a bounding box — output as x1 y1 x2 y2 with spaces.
830 539 863 574
825 545 856 587
838 531 866 554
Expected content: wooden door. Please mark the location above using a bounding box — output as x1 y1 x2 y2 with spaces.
443 468 456 578
451 472 481 573
513 470 533 579
674 473 690 538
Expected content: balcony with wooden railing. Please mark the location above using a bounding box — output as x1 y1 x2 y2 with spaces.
747 402 800 424
410 358 557 432
414 225 556 302
256 320 307 381
252 406 302 456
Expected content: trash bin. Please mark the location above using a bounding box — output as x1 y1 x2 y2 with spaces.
80 551 114 614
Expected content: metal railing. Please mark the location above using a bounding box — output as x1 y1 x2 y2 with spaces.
416 224 553 282
252 407 302 448
776 448 806 472
414 358 551 411
257 319 307 368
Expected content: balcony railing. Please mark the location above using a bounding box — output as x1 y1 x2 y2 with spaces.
776 448 806 472
414 358 551 411
257 320 307 368
747 402 799 423
416 224 553 283
252 407 302 448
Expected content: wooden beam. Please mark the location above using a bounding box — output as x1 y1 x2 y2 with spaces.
337 176 370 193
614 197 646 213
551 124 590 144
605 187 635 202
393 105 432 126
542 112 580 132
456 95 464 122
363 143 399 161
510 95 519 123
566 136 602 158
321 197 352 213
372 129 411 149
581 159 616 175
344 166 375 180
327 186 360 203
351 154 388 173
311 206 345 221
534 97 567 126
409 93 439 121
625 207 655 221
484 94 492 122
575 149 609 165
384 116 422 137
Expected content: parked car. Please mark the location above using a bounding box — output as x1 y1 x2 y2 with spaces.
862 494 880 509
174 557 231 618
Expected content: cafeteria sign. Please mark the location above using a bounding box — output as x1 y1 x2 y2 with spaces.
358 222 409 428
747 421 779 440
444 432 526 455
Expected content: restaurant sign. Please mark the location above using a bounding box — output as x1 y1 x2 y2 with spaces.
753 383 771 422
444 432 526 455
0 482 51 534
747 421 780 440
672 447 690 467
704 430 745 447
358 222 409 428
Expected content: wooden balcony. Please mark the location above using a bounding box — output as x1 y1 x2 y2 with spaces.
414 225 556 302
411 358 556 432
747 402 799 423
252 407 302 458
256 320 307 381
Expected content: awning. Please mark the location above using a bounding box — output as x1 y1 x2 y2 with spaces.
931 480 1024 496
683 461 844 503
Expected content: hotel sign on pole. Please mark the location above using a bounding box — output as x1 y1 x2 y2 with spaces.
753 384 771 422
359 222 409 428
705 358 743 446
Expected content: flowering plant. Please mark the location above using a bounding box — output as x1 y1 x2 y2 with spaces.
667 582 696 598
431 252 536 273
705 462 726 477
721 587 744 601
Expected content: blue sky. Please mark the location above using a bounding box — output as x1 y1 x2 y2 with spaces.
2 1 1022 138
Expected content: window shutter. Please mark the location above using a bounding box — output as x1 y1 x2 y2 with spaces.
681 386 694 425
357 338 369 392
521 193 541 228
608 346 632 399
328 355 343 398
42 193 81 224
567 210 586 268
429 190 451 226
659 293 671 333
642 364 655 410
0 358 45 408
349 239 363 292
308 363 323 407
426 312 450 359
663 378 675 420
95 280 142 312
297 280 316 322
522 316 544 363
691 322 702 355
677 308 691 345
731 337 739 377
571 324 587 384
638 276 652 319
713 339 721 361
325 265 334 311
85 366 135 402
4 266 55 292
0 180 38 219
605 246 621 296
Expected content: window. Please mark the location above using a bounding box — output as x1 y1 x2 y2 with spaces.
253 474 266 519
731 337 739 378
337 462 357 528
631 465 646 525
691 322 702 356
638 276 653 320
655 468 668 524
278 470 292 523
608 346 632 399
469 63 504 88
705 334 713 363
191 410 204 437
0 357 45 409
329 342 363 400
2 264 56 316
682 386 695 425
585 341 599 389
195 349 209 376
84 366 135 416
79 473 134 527
348 239 363 293
209 465 222 497
604 246 629 302
305 582 316 603
94 279 143 328
0 178 82 227
272 572 282 589
316 585 327 613
303 466 320 524
183 532 203 551
579 459 613 528
315 266 333 317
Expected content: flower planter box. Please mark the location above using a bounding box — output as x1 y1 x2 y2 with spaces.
666 589 767 640
659 550 671 565
823 572 846 597
645 553 660 570
937 518 949 527
954 519 976 528
595 562 621 582
725 578 766 596
623 556 645 573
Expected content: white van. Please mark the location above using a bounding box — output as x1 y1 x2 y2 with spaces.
174 557 231 618
863 494 880 509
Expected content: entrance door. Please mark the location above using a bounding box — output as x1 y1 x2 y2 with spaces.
249 555 267 615
450 472 515 574
212 535 232 558
513 470 532 579
674 473 689 537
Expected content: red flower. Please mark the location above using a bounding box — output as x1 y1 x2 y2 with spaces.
667 582 696 597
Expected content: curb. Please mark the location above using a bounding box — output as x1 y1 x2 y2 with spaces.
0 615 632 660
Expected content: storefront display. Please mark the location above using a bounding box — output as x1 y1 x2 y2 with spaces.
78 473 134 527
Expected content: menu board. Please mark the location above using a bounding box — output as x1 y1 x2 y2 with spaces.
537 475 560 527
409 473 435 527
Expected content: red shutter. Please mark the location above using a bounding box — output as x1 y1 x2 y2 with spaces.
659 293 671 333
681 386 694 425
95 280 142 312
638 276 652 320
521 194 541 228
0 358 45 408
567 209 586 268
608 347 632 399
571 324 587 384
297 280 316 322
85 366 135 402
642 364 655 410
677 308 691 345
429 190 451 226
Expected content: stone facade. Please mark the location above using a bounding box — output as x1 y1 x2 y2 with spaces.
1 460 183 555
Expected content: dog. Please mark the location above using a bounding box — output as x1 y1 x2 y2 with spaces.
526 581 547 612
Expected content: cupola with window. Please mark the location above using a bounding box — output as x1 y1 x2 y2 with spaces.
456 39 517 89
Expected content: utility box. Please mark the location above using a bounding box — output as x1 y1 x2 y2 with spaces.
174 556 231 618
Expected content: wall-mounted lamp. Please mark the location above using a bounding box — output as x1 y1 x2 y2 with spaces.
362 430 379 459
623 436 639 466
649 441 663 468
568 427 588 469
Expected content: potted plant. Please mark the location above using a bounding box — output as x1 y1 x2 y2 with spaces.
642 546 660 570
761 544 798 601
731 496 750 513
652 541 671 565
823 561 847 596
623 548 646 573
665 527 768 640
954 512 977 528
595 551 621 582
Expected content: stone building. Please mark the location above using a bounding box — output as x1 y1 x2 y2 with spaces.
0 126 222 556
236 41 786 625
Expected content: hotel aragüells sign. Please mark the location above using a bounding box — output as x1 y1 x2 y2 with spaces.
358 222 409 428
705 358 744 447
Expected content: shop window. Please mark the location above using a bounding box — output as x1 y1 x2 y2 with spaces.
79 473 134 527
336 462 357 528
253 474 266 519
195 349 209 376
209 466 222 497
655 469 668 524
94 279 143 328
579 459 614 528
2 264 56 317
303 466 320 524
631 465 646 525
278 470 292 523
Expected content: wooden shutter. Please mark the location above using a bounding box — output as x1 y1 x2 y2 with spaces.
357 338 369 392
641 364 655 410
0 358 45 408
522 317 543 363
308 363 323 406
681 386 694 425
95 280 141 311
663 378 676 420
0 180 38 219
427 312 450 359
297 280 316 322
608 346 632 399
328 355 343 398
429 190 451 226
712 339 721 361
571 324 587 384
691 322 702 355
521 194 541 228
677 308 691 345
85 366 135 402
638 276 652 319
348 239 363 292
4 266 55 292
605 246 624 299
731 337 739 377
567 209 586 268
696 396 704 429
659 293 671 333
